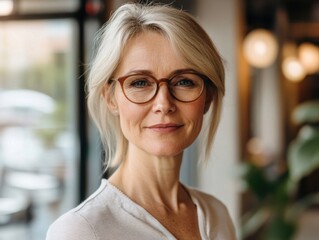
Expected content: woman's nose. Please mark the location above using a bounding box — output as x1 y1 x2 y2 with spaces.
152 83 176 114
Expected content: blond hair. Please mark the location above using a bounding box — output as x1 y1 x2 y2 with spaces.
87 3 225 169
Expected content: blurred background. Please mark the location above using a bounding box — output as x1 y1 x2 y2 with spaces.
0 0 318 239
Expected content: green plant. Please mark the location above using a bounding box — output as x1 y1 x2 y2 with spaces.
241 100 319 240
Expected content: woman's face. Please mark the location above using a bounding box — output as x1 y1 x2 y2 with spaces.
109 31 210 157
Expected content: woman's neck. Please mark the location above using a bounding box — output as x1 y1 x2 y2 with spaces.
108 144 187 211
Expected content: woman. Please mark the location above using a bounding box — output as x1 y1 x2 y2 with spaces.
46 3 236 240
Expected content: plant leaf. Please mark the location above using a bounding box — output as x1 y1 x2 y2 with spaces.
288 136 319 182
292 101 319 124
264 214 296 240
241 207 270 239
297 126 319 141
243 163 273 200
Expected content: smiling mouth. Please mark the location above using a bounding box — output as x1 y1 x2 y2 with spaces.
146 123 183 132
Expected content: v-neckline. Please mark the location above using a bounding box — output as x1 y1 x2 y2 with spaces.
103 179 207 239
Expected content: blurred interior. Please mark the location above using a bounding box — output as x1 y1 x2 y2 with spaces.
0 0 318 239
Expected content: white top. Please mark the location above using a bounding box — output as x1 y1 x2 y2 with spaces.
46 179 236 240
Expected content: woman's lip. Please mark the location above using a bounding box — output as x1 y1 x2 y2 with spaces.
147 123 183 128
146 123 183 132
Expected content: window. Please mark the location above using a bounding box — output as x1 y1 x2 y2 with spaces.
0 1 105 239
0 19 78 240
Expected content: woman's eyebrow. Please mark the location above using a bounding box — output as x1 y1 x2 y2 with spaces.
123 69 153 76
171 68 197 75
123 68 197 77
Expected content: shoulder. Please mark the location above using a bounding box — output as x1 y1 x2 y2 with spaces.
46 210 98 240
46 180 114 240
187 187 237 239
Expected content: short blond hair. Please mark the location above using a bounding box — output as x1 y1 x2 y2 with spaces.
87 3 225 169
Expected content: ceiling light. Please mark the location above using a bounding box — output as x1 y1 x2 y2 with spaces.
282 56 306 82
298 42 319 74
243 29 278 68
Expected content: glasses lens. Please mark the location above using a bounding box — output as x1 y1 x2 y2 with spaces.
123 75 157 103
169 73 204 102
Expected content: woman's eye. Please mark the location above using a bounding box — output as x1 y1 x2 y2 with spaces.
175 79 195 87
130 79 150 88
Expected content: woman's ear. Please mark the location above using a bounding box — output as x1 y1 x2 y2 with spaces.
102 85 119 116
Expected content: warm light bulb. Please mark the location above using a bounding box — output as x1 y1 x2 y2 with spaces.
298 42 319 74
253 41 267 55
0 0 13 16
243 29 278 68
282 56 306 82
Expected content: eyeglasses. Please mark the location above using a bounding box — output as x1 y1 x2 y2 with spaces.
114 69 208 104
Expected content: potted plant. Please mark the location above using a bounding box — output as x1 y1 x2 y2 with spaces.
241 100 319 240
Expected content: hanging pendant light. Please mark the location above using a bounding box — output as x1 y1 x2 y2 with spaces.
243 29 278 68
298 42 319 74
282 56 306 82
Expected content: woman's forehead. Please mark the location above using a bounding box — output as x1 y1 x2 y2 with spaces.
115 32 189 77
